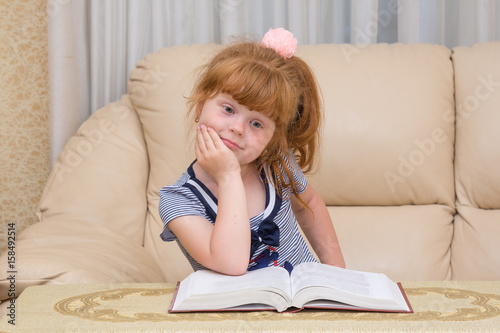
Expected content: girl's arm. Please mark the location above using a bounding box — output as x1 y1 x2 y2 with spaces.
168 125 251 275
291 185 346 268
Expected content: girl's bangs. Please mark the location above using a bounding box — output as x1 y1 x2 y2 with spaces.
218 63 295 126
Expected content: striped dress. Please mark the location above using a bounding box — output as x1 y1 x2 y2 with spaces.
158 157 317 272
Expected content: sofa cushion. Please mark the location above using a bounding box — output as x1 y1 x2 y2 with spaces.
297 43 455 207
328 204 454 281
451 207 500 279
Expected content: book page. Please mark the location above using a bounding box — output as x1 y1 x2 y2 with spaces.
291 263 374 297
176 266 292 305
289 262 410 311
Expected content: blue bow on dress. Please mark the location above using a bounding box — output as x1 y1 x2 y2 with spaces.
250 219 280 258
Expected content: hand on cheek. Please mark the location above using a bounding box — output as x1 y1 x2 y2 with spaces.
195 125 240 183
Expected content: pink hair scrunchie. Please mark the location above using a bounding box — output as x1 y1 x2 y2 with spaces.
261 28 297 59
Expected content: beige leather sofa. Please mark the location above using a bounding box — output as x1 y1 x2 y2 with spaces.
2 41 500 307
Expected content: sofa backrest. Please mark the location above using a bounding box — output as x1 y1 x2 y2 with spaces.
129 43 457 282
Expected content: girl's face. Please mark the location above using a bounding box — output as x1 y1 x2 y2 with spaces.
197 93 276 168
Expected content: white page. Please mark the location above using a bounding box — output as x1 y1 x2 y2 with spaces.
289 262 410 311
290 262 402 301
180 267 292 300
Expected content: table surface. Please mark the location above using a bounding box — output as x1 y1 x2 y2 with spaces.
1 281 500 332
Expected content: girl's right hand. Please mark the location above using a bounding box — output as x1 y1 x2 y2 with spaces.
195 125 241 184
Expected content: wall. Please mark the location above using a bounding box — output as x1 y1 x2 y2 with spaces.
0 0 49 253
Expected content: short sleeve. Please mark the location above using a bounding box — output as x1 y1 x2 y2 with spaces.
290 155 308 194
158 184 208 242
279 152 308 196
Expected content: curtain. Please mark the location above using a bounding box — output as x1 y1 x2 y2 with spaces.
48 0 500 165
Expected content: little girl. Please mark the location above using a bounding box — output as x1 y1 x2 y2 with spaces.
159 28 345 275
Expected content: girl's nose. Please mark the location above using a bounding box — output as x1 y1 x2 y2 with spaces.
229 118 245 135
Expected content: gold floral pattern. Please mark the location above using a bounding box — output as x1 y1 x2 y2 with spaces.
54 288 174 322
53 286 500 323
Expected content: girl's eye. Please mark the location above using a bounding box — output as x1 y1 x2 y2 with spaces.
223 106 234 114
251 120 262 129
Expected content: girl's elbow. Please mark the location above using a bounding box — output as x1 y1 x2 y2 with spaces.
225 267 247 276
221 260 248 276
207 256 248 276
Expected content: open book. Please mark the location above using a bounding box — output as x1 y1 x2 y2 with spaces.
169 262 413 313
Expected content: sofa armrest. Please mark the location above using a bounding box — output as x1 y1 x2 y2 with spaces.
39 95 149 245
0 219 166 301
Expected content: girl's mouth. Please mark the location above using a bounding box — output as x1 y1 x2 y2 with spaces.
221 138 242 150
